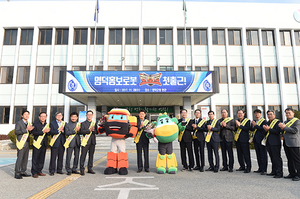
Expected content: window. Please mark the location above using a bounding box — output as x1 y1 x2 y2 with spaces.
262 30 274 46
32 106 47 123
4 29 17 45
0 107 10 124
231 66 244 83
252 105 265 119
109 29 122 45
143 66 157 71
268 105 282 121
228 30 241 45
0 66 14 84
216 105 230 119
160 66 173 71
72 66 86 71
284 67 295 83
36 66 50 84
295 31 300 46
56 29 69 45
265 67 278 83
177 29 190 45
249 66 262 83
144 29 156 45
91 28 104 45
13 106 27 124
212 30 225 45
74 28 87 45
195 66 209 71
70 106 85 114
126 29 138 45
89 66 103 71
214 66 227 83
17 66 30 84
108 66 122 71
280 30 291 46
50 106 64 122
53 66 66 84
287 105 299 111
233 105 247 120
194 29 207 45
178 66 191 71
246 30 259 45
39 29 52 45
125 66 138 71
160 29 172 45
20 29 33 45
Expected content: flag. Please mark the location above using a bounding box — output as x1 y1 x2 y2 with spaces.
94 0 99 23
183 0 187 24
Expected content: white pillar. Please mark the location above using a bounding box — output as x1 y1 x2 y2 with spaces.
173 26 177 71
225 28 233 118
174 105 180 118
122 27 125 70
291 30 300 108
191 28 195 71
156 28 160 70
207 27 216 113
103 26 109 71
88 97 97 122
138 0 143 71
86 27 91 70
183 97 192 118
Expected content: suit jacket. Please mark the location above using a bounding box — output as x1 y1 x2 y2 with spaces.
136 118 150 144
236 118 251 143
218 118 235 142
65 121 81 148
15 120 30 142
49 120 66 148
32 120 48 147
205 119 221 143
193 118 206 142
79 120 97 146
266 119 281 146
251 119 267 143
283 118 300 147
178 118 194 142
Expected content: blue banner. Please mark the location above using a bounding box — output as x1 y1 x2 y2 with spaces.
65 71 213 93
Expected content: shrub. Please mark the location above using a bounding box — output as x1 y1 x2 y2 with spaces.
8 129 16 144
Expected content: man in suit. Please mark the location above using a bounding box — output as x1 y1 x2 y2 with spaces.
279 108 300 181
178 109 194 171
263 110 283 178
205 111 221 173
14 110 34 179
49 112 66 176
219 109 235 172
65 112 81 175
192 109 206 172
251 109 268 175
79 110 97 175
235 109 252 173
31 112 50 178
135 110 150 173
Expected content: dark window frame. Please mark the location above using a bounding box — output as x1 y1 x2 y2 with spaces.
91 28 104 45
159 29 173 45
193 29 207 45
52 66 66 84
55 28 69 45
214 66 228 83
284 67 296 84
228 29 241 45
262 30 275 46
109 29 122 45
280 30 292 46
39 29 53 45
265 66 279 84
13 106 27 124
249 66 262 84
177 29 191 45
3 29 18 45
17 66 30 84
35 66 50 84
0 66 14 84
143 29 156 45
212 29 225 45
74 28 88 45
20 29 34 45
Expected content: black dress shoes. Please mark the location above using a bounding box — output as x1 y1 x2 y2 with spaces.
228 168 233 172
50 173 54 176
199 167 204 172
57 171 64 174
145 169 150 172
67 172 72 175
236 167 245 171
88 170 95 174
244 170 250 173
206 167 214 171
14 174 22 179
20 172 31 177
274 175 283 178
261 172 266 175
284 174 295 179
214 168 218 173
137 169 142 173
193 166 200 170
267 172 275 176
253 170 262 173
72 170 79 174
220 167 228 171
292 176 300 181
80 171 85 175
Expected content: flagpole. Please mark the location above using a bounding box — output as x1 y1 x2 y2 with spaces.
93 0 98 71
183 0 187 70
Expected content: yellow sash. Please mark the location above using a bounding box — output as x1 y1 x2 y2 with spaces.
134 119 149 143
81 121 95 147
261 119 278 146
16 122 31 150
283 118 298 135
219 117 233 134
178 118 191 142
234 118 249 142
64 122 81 149
205 119 218 143
33 123 49 149
192 119 207 139
249 118 265 143
50 121 66 147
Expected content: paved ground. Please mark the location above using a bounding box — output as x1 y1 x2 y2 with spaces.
0 147 300 199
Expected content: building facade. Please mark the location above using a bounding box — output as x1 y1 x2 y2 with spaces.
0 1 300 134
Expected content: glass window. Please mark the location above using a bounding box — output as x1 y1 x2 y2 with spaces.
265 67 278 83
72 66 86 71
108 66 122 71
214 66 227 83
74 28 87 45
280 30 291 46
160 66 173 71
160 29 172 45
39 29 52 45
262 30 274 46
216 105 230 119
70 106 85 115
13 106 27 124
233 105 247 120
178 66 191 71
125 66 138 71
249 66 262 83
246 30 259 45
20 29 33 45
177 29 190 45
144 29 156 45
0 107 10 124
268 105 282 121
89 66 103 71
194 29 207 45
287 105 299 111
284 67 295 83
53 66 66 84
109 29 122 45
212 30 225 45
36 66 50 84
195 66 209 71
50 106 64 122
231 66 244 83
32 106 47 123
17 66 30 84
0 66 14 84
56 29 69 45
91 28 104 45
4 29 18 45
295 31 300 46
143 66 157 71
126 29 139 45
252 106 265 119
228 30 241 45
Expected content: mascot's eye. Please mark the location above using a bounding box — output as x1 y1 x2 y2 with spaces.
120 116 123 120
160 119 163 124
111 116 114 119
166 118 169 123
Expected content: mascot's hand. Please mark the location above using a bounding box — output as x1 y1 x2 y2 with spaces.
146 132 154 139
125 133 133 138
178 123 186 132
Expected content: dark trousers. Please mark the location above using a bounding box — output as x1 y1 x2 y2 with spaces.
220 140 234 169
193 139 205 168
136 142 149 170
254 141 268 172
267 144 283 176
284 143 300 177
207 141 220 169
80 144 95 172
179 141 194 169
65 146 80 173
236 141 251 170
49 144 65 173
15 142 29 175
31 145 47 175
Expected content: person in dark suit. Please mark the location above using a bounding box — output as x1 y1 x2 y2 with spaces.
178 109 194 171
79 110 97 175
235 109 252 173
14 110 34 179
49 112 66 176
31 112 50 178
135 110 150 173
205 111 221 173
279 108 300 181
251 109 268 175
219 109 235 172
192 109 206 172
65 112 81 175
263 110 283 178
